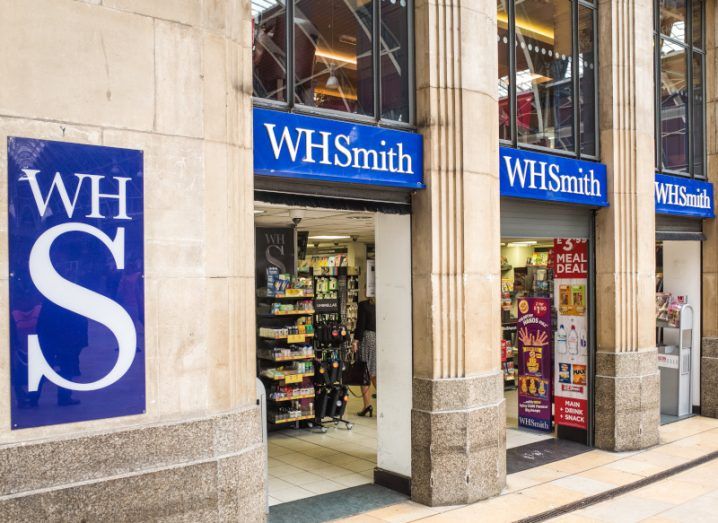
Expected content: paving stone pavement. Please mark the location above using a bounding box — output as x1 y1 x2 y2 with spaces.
330 416 718 523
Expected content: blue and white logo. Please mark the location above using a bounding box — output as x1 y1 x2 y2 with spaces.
500 147 608 207
253 108 424 189
655 173 714 218
8 137 145 429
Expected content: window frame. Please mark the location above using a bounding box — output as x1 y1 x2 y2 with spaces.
498 0 600 161
654 0 706 179
252 0 416 130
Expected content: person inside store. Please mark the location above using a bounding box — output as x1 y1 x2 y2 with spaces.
352 297 376 417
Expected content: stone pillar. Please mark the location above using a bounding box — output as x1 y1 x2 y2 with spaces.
0 1 264 519
701 0 718 418
594 0 660 450
411 0 505 506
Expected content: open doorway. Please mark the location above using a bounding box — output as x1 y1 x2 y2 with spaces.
500 236 592 464
656 240 700 425
255 203 412 506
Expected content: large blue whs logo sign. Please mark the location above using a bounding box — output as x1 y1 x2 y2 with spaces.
500 147 608 207
655 173 714 218
8 137 145 429
253 108 424 189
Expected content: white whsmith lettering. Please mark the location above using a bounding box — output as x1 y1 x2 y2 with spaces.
503 155 602 197
264 124 414 175
655 181 711 209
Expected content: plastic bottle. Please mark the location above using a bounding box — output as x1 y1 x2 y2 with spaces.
568 325 579 355
557 325 568 354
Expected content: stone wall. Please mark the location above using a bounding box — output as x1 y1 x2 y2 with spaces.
0 0 262 519
411 0 505 506
593 0 660 451
702 0 718 418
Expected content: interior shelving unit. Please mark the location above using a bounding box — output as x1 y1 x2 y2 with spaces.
257 290 316 429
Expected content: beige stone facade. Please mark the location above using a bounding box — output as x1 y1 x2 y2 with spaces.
0 0 715 520
593 0 660 451
702 0 718 418
0 0 262 519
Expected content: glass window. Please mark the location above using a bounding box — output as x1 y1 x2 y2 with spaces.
498 0 511 141
659 0 686 41
496 0 597 158
294 0 374 116
253 0 413 126
253 1 288 101
691 0 703 49
655 0 704 178
660 43 688 172
578 6 596 157
381 1 410 122
515 0 574 151
692 52 704 177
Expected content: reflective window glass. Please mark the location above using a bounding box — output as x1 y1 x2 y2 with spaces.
294 0 374 116
660 42 688 172
692 52 704 177
660 0 687 41
498 0 511 141
691 0 703 49
578 6 596 157
515 0 574 152
253 1 287 101
381 0 410 122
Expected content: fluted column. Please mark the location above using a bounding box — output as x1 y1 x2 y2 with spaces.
594 0 659 450
411 0 505 506
700 0 718 417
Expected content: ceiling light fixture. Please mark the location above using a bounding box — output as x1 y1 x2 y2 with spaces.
507 241 538 247
325 63 339 90
309 235 351 240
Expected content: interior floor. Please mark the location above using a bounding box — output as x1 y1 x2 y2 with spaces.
268 389 377 505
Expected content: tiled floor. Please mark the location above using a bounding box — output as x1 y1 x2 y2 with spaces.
268 387 555 505
548 458 718 522
268 393 377 505
342 415 718 523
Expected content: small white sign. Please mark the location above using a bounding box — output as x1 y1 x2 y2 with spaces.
658 353 679 369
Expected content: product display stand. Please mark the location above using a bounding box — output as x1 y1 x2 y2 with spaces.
257 283 316 431
501 321 518 389
657 302 694 417
308 267 354 433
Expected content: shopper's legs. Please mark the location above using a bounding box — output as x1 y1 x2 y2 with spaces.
361 384 371 408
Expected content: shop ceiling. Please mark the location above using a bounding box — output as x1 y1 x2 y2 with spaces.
254 203 375 244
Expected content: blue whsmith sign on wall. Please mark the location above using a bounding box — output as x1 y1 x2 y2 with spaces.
655 173 714 218
500 147 609 207
253 108 424 189
8 137 145 429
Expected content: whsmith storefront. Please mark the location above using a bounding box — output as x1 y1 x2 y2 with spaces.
1 0 718 521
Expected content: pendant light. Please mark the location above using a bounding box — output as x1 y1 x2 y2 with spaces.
325 1 339 90
326 63 339 89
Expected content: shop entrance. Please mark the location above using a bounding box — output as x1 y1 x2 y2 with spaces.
500 200 595 464
655 239 701 425
254 202 412 506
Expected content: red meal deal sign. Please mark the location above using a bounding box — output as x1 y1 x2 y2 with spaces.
556 396 588 430
553 239 588 279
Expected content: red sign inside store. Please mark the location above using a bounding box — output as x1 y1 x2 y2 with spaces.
553 239 588 279
555 396 588 430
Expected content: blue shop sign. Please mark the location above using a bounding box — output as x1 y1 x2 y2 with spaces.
253 108 424 189
500 147 608 207
655 173 715 218
8 137 145 429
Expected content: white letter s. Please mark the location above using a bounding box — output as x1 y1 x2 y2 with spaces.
27 223 137 392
